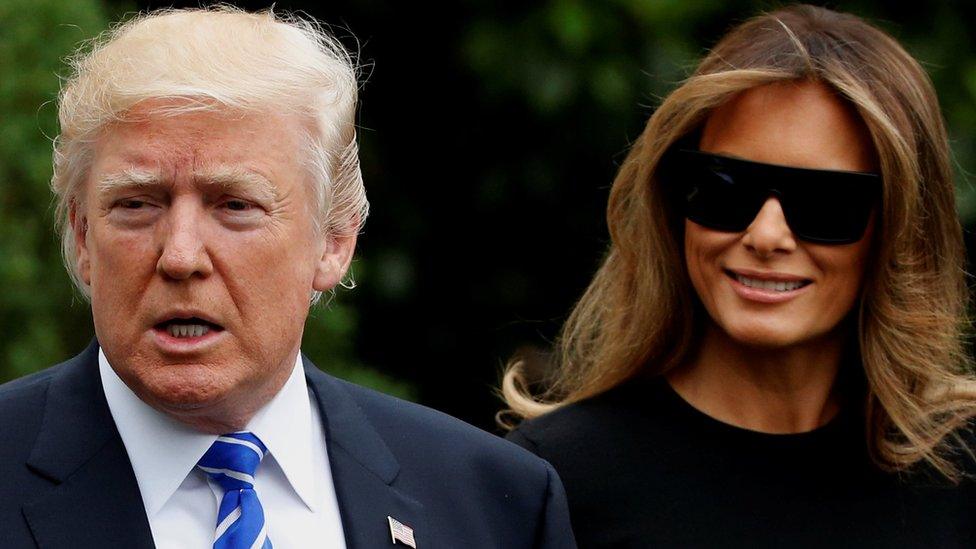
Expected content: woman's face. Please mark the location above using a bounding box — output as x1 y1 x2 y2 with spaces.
685 80 877 348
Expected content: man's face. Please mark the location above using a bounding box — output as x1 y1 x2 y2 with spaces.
75 103 354 431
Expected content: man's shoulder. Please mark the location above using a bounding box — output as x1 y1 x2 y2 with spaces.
0 355 84 487
0 366 56 398
0 362 66 420
312 371 575 547
0 343 97 412
328 374 548 474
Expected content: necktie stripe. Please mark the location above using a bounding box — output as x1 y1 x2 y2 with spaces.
216 436 266 459
198 466 256 485
216 490 243 524
214 490 265 549
225 432 268 449
214 506 243 541
198 431 271 549
199 444 262 476
247 522 269 549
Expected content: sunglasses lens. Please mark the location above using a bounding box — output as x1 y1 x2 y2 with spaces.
664 149 879 244
682 161 764 232
782 174 876 243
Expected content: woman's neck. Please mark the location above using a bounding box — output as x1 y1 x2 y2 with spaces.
666 322 847 433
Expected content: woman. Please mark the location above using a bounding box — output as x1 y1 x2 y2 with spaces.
502 5 976 547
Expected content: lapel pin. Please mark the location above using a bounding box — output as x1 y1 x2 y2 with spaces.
388 515 417 548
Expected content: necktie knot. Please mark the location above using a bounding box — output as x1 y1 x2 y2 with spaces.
197 432 268 492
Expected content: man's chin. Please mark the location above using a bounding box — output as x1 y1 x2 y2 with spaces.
139 381 251 433
125 366 230 411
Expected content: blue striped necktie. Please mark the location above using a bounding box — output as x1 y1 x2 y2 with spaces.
197 432 273 549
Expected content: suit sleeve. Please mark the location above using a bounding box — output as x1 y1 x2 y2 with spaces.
533 460 577 548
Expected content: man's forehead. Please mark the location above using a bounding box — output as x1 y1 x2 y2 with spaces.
99 112 267 150
95 102 307 153
88 105 308 195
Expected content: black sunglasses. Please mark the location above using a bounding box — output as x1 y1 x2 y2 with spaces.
660 149 881 244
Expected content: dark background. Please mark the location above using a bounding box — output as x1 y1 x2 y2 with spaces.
2 0 975 433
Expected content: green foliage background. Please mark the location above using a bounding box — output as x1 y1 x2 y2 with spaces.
0 0 105 380
1 0 973 414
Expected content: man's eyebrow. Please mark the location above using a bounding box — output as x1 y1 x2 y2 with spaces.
95 169 162 195
93 167 279 203
196 167 279 203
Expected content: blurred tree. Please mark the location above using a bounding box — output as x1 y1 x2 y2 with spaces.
0 0 105 381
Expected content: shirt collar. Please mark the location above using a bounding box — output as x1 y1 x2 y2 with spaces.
244 352 318 511
99 348 318 516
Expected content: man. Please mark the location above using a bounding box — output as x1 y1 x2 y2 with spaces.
0 7 574 548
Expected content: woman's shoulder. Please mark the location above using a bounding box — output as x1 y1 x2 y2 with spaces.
505 376 664 457
504 376 690 528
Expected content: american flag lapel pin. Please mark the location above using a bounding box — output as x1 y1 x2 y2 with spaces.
388 515 417 548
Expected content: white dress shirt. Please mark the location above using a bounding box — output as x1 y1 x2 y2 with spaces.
99 348 346 548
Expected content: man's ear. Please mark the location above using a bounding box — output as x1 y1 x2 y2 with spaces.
312 231 358 292
69 201 92 286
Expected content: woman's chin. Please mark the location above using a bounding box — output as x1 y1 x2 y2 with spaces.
721 323 816 350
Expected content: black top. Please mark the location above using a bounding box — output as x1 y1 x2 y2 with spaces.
507 376 976 548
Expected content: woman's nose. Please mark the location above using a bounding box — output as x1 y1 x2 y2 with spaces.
740 197 797 257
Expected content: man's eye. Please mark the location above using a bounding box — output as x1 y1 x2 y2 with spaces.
119 199 147 209
223 200 252 211
221 199 265 214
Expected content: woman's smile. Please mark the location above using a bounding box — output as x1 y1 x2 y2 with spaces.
725 268 814 304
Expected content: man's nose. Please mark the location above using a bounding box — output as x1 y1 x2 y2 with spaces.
156 199 214 280
740 197 797 257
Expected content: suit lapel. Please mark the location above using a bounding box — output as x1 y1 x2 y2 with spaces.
22 344 426 548
22 340 154 548
304 358 427 548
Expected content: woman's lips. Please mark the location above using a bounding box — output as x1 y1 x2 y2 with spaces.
725 269 813 304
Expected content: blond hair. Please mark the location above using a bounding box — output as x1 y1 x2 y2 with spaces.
51 6 368 299
502 4 976 480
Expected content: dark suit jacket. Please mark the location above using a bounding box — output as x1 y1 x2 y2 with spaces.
0 341 575 548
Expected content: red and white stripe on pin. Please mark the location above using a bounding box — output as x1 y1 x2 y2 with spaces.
388 515 416 548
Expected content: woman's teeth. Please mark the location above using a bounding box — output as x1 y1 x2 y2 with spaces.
167 324 210 338
735 274 807 292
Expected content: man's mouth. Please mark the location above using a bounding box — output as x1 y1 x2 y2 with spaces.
155 318 225 339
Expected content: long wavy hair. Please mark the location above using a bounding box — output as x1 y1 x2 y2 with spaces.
501 4 976 481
